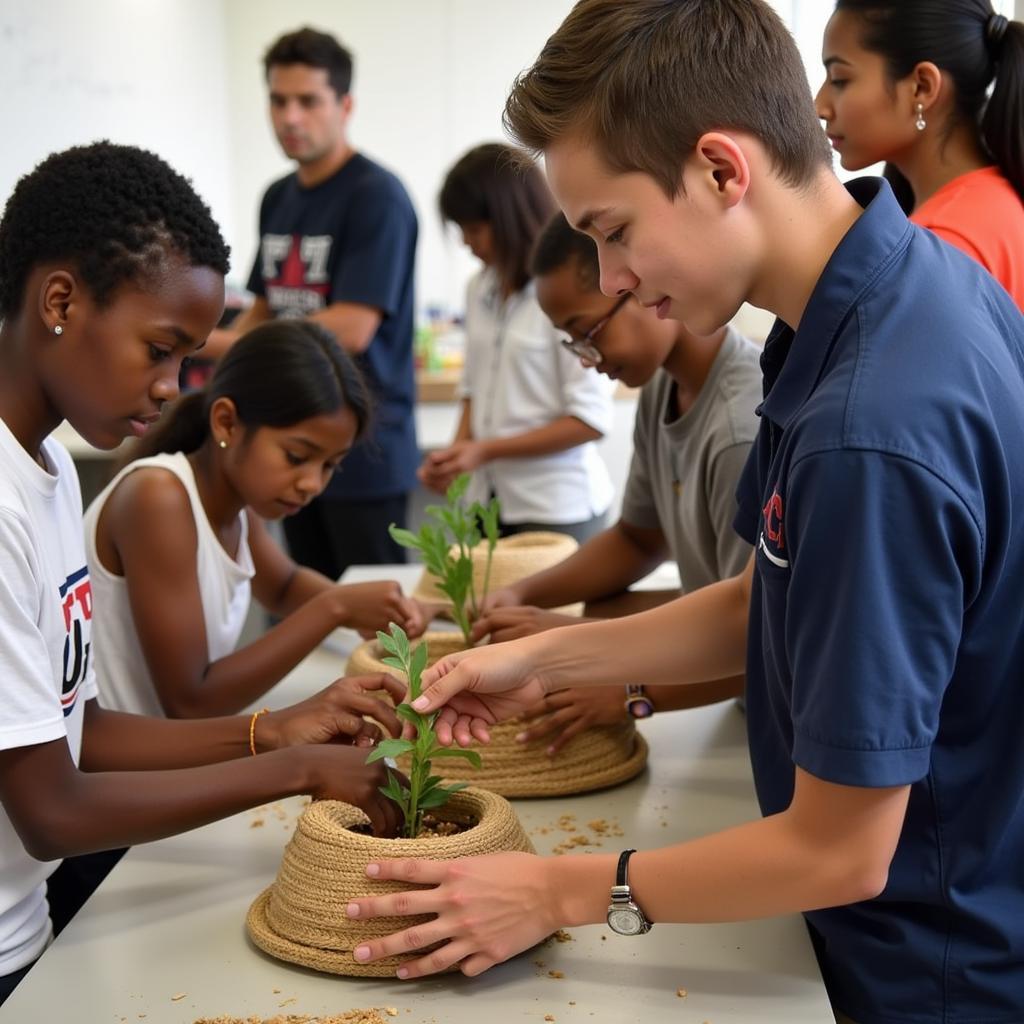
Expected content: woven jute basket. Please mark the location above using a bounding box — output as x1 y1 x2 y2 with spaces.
347 632 648 798
247 788 534 977
411 530 585 617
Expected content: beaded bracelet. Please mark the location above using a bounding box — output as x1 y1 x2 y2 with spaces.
249 707 270 756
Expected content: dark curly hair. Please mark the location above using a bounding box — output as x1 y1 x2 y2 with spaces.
0 141 231 319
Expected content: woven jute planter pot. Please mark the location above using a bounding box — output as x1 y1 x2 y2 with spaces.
411 530 585 617
347 632 648 798
247 787 534 977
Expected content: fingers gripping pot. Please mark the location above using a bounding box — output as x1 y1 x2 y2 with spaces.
247 787 533 976
347 631 648 798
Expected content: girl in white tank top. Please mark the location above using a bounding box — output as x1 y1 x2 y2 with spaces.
86 321 426 718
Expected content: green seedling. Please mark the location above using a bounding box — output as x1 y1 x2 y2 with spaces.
365 623 481 838
388 473 500 643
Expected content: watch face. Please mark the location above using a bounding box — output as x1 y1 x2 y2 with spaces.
607 907 645 935
627 697 654 719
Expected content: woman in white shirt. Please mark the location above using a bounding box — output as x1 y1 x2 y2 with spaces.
86 319 425 719
419 143 615 541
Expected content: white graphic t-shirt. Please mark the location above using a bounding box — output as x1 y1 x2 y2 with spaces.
0 418 97 974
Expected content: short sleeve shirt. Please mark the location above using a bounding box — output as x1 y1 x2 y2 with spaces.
457 268 615 523
734 178 1024 1023
911 166 1024 312
0 419 98 973
247 154 419 499
620 327 761 592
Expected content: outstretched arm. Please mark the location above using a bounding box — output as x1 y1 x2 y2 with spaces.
0 674 409 859
479 518 668 617
412 554 755 745
345 768 909 978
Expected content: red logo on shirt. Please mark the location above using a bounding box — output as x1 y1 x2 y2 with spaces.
59 567 92 718
762 490 785 550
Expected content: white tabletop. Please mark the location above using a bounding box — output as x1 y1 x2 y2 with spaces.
0 567 833 1023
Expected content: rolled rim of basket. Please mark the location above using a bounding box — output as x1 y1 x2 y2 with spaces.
347 634 649 798
410 530 579 608
245 788 534 976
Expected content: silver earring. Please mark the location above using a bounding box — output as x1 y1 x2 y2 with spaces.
218 440 228 449
915 102 926 132
53 325 63 336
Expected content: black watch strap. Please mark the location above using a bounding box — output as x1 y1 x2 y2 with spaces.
616 848 637 887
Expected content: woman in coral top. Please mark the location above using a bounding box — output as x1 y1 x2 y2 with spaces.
816 0 1024 310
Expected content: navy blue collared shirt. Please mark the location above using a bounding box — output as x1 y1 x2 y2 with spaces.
734 178 1024 1023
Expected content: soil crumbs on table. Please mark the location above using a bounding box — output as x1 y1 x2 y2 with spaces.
194 1009 400 1024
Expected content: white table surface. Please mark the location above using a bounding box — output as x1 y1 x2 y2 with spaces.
0 566 834 1024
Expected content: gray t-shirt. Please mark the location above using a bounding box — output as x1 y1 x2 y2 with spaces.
620 327 762 592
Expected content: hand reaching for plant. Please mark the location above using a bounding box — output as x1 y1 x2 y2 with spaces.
335 581 426 640
344 851 566 977
301 745 407 837
478 584 524 614
411 639 552 748
516 687 628 755
259 673 407 751
471 606 583 644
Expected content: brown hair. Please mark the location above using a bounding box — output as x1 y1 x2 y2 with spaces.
503 0 832 197
439 143 556 294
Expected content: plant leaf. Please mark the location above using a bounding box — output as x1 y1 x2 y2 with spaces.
388 525 424 551
367 738 416 762
380 773 405 805
418 788 457 810
380 655 406 673
376 628 400 658
446 473 470 505
409 640 428 695
389 622 411 662
395 703 423 727
430 747 482 768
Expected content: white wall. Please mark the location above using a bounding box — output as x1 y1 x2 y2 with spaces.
222 0 576 314
4 0 1016 333
0 0 234 259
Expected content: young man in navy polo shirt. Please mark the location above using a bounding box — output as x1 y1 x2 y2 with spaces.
345 3 1024 1021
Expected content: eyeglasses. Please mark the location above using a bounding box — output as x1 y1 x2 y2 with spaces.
557 293 632 365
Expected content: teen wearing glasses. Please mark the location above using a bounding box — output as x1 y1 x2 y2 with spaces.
471 213 762 753
418 144 615 542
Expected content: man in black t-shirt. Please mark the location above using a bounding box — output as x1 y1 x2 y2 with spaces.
210 27 419 579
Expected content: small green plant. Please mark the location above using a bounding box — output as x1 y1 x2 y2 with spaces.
366 623 481 839
388 473 500 643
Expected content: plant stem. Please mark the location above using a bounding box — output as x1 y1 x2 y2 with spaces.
481 543 494 608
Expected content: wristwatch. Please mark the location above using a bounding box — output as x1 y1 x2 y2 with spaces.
606 849 653 935
624 684 655 719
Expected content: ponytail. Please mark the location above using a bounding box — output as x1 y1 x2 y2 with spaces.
837 1 1024 204
982 18 1024 201
119 319 372 470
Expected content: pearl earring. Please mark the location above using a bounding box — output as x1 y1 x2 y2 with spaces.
915 102 926 132
53 325 63 336
218 440 228 449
